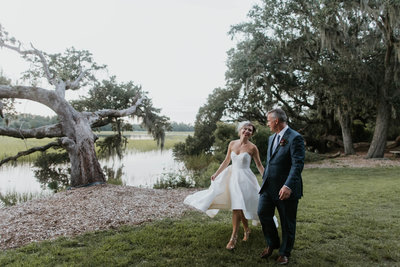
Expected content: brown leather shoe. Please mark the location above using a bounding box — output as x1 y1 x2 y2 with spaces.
260 247 274 258
276 255 289 265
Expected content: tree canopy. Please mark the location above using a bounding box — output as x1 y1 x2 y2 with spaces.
175 0 400 158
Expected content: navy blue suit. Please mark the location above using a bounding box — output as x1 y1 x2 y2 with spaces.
258 127 305 257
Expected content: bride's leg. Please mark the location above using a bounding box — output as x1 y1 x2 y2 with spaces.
226 210 240 250
240 210 251 241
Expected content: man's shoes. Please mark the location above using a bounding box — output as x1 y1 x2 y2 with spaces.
276 255 289 265
260 247 274 258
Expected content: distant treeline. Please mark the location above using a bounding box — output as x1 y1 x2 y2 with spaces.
168 122 194 131
0 114 58 129
0 114 194 132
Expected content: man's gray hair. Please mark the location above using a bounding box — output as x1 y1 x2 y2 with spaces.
268 108 287 123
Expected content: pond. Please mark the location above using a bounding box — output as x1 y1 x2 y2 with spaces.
0 149 183 194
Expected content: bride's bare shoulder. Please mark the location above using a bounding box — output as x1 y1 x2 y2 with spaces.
248 141 257 148
229 139 240 146
248 142 259 152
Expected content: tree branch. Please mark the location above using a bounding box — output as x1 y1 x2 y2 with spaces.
30 43 56 85
0 124 63 139
90 117 113 128
66 68 88 89
0 37 56 85
85 96 143 125
0 85 61 113
271 88 314 123
0 140 61 166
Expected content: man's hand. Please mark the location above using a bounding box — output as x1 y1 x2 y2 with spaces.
279 185 292 200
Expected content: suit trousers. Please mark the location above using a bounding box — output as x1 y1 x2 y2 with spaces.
258 190 298 257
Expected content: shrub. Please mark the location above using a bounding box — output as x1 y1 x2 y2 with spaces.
249 122 271 162
352 119 373 142
212 121 271 163
104 165 125 186
192 162 220 188
212 122 237 161
153 168 195 189
172 142 187 160
182 154 215 172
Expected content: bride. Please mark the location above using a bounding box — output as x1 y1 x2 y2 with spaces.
184 121 275 250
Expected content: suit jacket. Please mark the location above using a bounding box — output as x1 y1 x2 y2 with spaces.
260 127 305 200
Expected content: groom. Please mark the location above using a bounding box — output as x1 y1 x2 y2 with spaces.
258 108 305 265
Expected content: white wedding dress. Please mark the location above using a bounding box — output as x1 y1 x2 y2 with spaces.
184 151 261 221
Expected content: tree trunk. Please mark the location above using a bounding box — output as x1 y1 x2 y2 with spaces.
61 111 105 187
67 139 105 187
337 106 355 155
367 39 393 159
366 92 390 158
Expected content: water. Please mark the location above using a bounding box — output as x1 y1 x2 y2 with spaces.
100 149 183 187
0 149 183 194
0 163 47 194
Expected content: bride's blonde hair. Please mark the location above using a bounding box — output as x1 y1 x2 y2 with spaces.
237 121 256 136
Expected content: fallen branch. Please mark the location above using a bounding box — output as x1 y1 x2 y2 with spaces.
326 151 341 158
387 136 400 149
353 142 370 149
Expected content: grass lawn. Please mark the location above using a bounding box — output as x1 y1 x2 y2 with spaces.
0 167 399 266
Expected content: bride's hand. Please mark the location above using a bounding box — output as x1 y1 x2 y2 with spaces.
211 174 217 181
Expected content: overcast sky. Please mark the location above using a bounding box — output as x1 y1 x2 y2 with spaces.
0 0 259 124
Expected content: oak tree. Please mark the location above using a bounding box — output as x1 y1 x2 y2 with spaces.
0 26 168 187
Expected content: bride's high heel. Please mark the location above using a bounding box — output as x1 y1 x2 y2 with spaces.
226 235 238 250
242 228 251 242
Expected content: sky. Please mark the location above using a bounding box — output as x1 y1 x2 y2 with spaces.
0 0 259 124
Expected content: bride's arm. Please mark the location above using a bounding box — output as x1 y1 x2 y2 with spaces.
252 145 265 175
211 141 234 180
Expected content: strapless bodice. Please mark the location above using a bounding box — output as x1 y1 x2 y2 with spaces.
231 152 251 169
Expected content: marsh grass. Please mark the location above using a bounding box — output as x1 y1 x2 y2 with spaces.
0 136 57 163
0 167 399 266
0 132 191 162
125 132 191 151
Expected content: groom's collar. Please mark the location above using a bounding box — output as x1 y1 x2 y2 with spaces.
276 125 289 139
